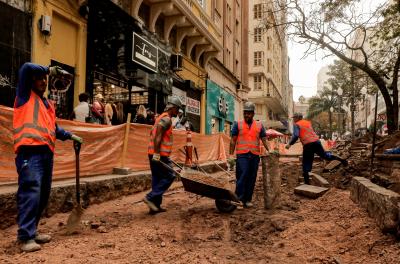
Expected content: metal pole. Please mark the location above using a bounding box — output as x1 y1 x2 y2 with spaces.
350 66 355 139
370 90 379 176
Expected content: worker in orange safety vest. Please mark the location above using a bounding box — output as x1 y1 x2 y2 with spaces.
144 96 182 214
228 101 270 208
13 63 82 253
285 112 347 184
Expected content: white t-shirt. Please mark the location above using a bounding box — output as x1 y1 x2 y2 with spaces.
74 102 89 122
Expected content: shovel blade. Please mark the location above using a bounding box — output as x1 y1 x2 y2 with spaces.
65 205 84 235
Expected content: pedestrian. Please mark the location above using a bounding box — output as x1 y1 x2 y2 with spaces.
143 96 182 214
13 63 83 252
172 109 184 129
72 92 90 122
228 102 270 208
285 112 347 184
133 104 146 124
92 93 105 124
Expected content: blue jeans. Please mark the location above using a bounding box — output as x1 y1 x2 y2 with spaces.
146 155 175 208
302 140 338 184
15 146 54 241
235 152 260 203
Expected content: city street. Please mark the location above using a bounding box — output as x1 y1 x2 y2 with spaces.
1 160 399 263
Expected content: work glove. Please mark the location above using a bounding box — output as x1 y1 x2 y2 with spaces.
285 144 291 150
152 153 161 162
49 66 73 80
71 134 83 144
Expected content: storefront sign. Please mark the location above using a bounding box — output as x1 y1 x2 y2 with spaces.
218 96 229 117
132 32 158 73
186 97 200 116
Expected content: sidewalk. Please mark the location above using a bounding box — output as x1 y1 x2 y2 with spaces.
0 161 226 229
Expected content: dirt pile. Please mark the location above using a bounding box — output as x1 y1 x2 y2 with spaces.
1 163 400 263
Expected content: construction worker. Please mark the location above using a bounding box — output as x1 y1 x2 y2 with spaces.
285 112 347 184
144 96 182 214
229 101 270 208
13 63 83 252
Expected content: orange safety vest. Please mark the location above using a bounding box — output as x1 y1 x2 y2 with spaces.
236 120 261 155
148 112 173 156
296 119 319 145
13 92 56 153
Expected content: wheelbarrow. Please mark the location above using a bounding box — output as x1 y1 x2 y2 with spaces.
160 159 240 213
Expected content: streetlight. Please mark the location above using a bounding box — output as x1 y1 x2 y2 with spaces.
360 86 368 129
337 88 343 136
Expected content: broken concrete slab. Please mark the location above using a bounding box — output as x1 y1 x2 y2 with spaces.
324 160 342 171
294 184 329 199
350 177 400 233
309 172 330 188
112 167 132 175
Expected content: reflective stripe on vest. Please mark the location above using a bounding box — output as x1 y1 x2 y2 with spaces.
236 120 261 155
296 119 319 145
13 92 56 153
148 112 173 156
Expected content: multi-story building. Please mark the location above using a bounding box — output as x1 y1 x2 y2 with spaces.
294 95 309 118
247 0 290 130
205 0 249 135
0 0 249 134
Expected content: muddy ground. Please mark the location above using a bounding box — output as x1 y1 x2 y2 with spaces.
1 158 399 263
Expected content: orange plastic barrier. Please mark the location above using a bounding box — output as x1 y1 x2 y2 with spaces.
0 105 334 183
0 106 230 182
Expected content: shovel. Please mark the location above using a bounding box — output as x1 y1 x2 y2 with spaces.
66 141 84 234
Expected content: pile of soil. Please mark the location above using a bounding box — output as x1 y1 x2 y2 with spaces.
1 161 399 263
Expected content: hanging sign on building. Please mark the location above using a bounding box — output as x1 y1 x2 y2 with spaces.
132 32 158 73
186 97 200 116
218 95 229 117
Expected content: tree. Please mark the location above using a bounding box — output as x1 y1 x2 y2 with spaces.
307 87 338 138
264 0 400 133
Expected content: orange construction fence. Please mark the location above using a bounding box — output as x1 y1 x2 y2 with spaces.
0 106 332 183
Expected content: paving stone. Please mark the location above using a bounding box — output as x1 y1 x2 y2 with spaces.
324 160 342 171
294 184 329 199
309 172 330 188
350 177 400 233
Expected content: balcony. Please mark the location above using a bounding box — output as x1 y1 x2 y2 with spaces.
248 81 287 115
131 0 222 67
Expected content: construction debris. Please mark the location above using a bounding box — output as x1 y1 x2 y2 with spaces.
294 184 329 199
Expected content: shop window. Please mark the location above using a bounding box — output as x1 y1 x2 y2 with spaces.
48 60 75 119
211 117 220 134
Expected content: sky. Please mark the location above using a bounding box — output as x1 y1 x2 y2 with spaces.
288 42 334 102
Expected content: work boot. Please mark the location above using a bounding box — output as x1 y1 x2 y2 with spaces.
143 197 159 212
244 202 254 208
21 239 41 253
35 233 51 244
332 155 348 166
149 207 167 215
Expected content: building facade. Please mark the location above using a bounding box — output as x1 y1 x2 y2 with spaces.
247 0 290 130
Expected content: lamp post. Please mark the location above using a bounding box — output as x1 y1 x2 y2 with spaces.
337 87 343 137
361 86 368 130
350 66 356 139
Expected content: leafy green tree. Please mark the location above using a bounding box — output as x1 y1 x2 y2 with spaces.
264 0 400 133
307 87 339 138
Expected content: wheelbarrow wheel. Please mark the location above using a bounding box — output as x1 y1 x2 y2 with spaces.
215 199 236 213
